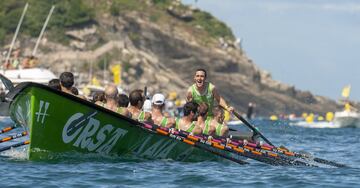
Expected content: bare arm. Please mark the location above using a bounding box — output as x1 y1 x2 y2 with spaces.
213 88 234 112
208 125 216 136
221 124 229 137
145 112 153 123
186 90 193 102
166 117 176 128
192 125 203 135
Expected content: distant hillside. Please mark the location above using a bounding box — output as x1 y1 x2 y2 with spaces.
0 0 343 116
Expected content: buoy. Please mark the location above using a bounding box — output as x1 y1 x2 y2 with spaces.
270 115 278 121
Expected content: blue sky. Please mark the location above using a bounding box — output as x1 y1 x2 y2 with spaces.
182 0 360 101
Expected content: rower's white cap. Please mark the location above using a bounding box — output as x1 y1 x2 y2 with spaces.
152 93 165 105
143 99 152 112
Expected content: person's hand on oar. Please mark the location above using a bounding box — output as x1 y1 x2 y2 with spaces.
231 110 275 147
225 105 234 113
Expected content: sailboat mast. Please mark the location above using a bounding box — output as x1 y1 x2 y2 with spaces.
32 5 55 56
4 3 29 65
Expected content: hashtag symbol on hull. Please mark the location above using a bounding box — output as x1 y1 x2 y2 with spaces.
36 100 50 124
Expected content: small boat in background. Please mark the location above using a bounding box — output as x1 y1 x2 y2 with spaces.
333 85 360 128
289 120 340 128
333 110 360 128
289 112 336 128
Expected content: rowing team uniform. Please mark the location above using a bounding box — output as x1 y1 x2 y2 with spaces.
188 82 225 136
175 118 196 132
202 118 225 136
174 117 224 136
188 82 215 117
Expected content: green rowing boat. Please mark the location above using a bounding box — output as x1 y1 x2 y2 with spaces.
7 82 244 162
0 74 347 167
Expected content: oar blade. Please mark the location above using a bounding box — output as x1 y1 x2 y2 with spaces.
0 140 30 152
0 74 14 92
313 157 348 168
0 74 15 116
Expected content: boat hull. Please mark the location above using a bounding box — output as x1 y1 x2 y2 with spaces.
333 111 360 128
1 68 56 85
9 82 238 162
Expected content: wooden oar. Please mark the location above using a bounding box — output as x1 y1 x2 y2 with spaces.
0 131 28 143
231 111 347 167
313 157 347 168
0 140 29 152
294 152 347 168
144 124 249 165
0 74 14 116
0 74 15 91
232 110 274 147
0 125 17 135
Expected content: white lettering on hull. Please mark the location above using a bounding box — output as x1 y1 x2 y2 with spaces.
134 136 177 159
62 112 128 154
35 100 50 124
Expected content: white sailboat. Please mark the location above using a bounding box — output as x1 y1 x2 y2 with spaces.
333 85 360 128
0 68 56 85
1 4 56 86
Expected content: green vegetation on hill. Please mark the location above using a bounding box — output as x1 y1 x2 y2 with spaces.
151 0 234 40
109 0 234 42
110 0 142 16
191 11 234 40
0 0 234 46
0 0 94 44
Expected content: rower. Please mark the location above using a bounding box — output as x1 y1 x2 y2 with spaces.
93 91 105 105
127 89 152 122
91 91 106 106
48 78 61 90
210 106 229 137
175 101 202 135
197 103 215 135
151 93 175 128
59 72 86 99
71 87 79 95
117 93 131 117
59 72 75 95
344 102 358 112
102 85 120 112
11 48 20 69
186 68 234 119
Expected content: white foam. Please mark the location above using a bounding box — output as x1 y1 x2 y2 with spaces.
289 121 342 128
1 146 28 160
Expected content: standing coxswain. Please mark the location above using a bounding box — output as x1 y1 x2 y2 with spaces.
186 69 234 118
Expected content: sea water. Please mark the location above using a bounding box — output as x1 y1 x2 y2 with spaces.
0 117 359 188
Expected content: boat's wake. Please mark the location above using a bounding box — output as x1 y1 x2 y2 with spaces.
289 121 341 128
0 146 28 160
